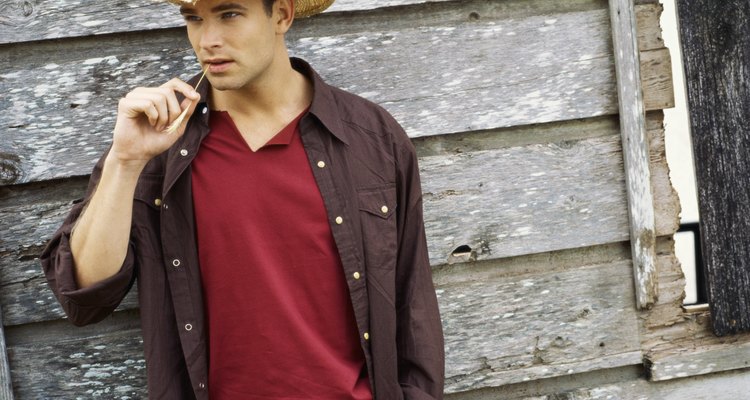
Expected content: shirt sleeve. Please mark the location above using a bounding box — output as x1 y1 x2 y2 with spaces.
393 131 446 399
39 150 137 327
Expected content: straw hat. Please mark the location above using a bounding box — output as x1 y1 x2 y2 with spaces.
166 0 335 18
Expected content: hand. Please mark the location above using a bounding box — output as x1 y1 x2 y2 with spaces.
109 78 201 168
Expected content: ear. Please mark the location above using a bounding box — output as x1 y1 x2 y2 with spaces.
274 0 295 34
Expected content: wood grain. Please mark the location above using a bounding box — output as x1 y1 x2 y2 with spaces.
676 0 750 335
3 0 658 45
1 112 679 327
438 258 641 392
0 5 672 185
0 0 693 396
5 246 642 397
0 304 13 400
5 310 144 399
420 135 629 265
609 0 657 309
641 250 750 382
0 0 463 44
448 366 750 399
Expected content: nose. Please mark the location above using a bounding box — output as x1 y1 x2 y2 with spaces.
198 21 223 50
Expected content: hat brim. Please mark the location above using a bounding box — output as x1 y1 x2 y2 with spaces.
166 0 334 18
295 0 335 18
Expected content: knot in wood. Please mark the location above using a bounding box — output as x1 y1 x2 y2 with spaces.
0 153 22 185
22 1 34 17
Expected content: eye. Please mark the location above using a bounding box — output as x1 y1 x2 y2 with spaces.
183 15 202 22
221 11 241 19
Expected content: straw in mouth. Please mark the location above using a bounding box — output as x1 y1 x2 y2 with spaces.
164 67 209 135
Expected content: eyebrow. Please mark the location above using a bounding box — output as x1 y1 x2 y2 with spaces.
179 3 248 15
211 3 248 12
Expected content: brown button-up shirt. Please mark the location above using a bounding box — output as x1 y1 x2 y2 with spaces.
41 58 445 399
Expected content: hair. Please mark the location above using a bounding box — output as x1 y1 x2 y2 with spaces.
262 0 276 16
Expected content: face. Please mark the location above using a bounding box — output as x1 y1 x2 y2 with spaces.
180 0 291 91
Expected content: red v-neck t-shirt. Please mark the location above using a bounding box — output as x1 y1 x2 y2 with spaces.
191 110 371 399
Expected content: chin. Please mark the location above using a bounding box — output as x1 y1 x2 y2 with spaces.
210 83 238 91
207 76 248 92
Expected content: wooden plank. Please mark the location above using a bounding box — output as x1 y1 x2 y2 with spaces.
641 252 750 382
1 0 667 48
635 2 664 51
420 135 628 265
675 0 750 336
0 305 14 400
2 0 624 46
647 113 680 237
447 364 750 399
0 6 673 185
648 340 750 382
5 311 145 398
641 49 675 110
435 250 641 393
609 0 657 309
1 129 635 326
0 0 464 44
0 178 139 326
5 244 640 397
1 113 680 326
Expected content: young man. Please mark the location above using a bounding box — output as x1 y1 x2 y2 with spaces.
41 0 444 398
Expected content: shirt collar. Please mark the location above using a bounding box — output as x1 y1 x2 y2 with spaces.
291 58 350 146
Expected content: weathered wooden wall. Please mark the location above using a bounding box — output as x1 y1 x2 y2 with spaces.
674 0 750 336
1 0 747 398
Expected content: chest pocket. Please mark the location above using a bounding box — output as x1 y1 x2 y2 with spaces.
358 185 397 270
133 174 164 228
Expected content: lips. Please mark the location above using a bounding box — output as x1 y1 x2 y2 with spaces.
204 59 234 73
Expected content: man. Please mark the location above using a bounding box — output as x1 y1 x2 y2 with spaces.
41 0 444 398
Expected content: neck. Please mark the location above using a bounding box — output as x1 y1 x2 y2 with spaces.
209 54 312 122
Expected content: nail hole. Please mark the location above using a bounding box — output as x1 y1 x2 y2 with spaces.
452 245 473 256
448 245 476 264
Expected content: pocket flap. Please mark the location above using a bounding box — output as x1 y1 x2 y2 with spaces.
358 187 396 219
133 174 165 211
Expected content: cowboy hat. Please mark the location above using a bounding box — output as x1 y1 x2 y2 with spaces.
166 0 335 18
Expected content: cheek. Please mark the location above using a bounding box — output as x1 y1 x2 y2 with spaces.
187 29 201 50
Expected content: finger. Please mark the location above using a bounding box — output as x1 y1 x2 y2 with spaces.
133 92 176 131
119 98 160 127
133 88 180 125
161 78 201 102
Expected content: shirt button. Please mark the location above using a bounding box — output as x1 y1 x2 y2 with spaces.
180 149 189 157
363 332 370 341
154 198 163 207
335 216 344 225
199 383 206 389
172 259 181 267
353 272 361 280
185 323 193 331
381 205 389 214
202 107 208 114
317 161 326 168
